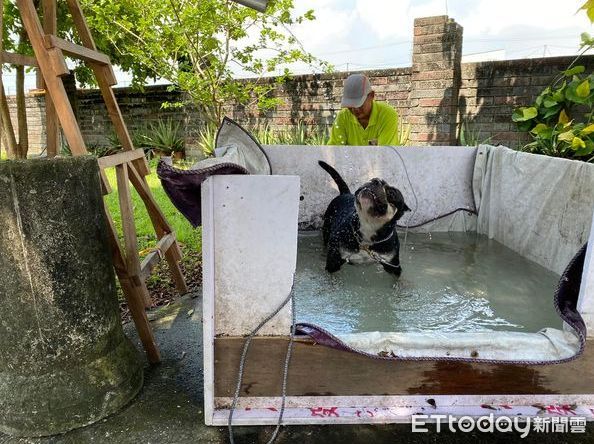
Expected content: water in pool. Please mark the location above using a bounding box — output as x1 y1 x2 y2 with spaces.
294 231 562 334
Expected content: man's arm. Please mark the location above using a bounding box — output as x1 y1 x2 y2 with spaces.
377 106 399 145
328 111 348 145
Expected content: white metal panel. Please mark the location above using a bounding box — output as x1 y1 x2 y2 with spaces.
202 177 216 425
209 175 299 336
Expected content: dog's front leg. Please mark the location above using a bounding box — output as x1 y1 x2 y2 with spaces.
382 254 402 276
326 240 345 273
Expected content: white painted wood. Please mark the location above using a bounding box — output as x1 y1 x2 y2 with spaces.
212 175 300 336
214 394 594 426
202 177 216 426
578 206 594 337
215 394 594 409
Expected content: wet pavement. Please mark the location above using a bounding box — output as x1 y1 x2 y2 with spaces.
1 293 593 444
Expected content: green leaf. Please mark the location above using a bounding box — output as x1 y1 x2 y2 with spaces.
575 140 594 156
563 65 585 76
530 123 549 135
572 136 586 150
581 123 594 135
516 120 534 132
558 131 575 142
558 109 570 125
566 81 591 104
542 105 562 120
581 32 594 48
577 79 590 98
579 0 594 22
543 97 558 108
512 106 538 122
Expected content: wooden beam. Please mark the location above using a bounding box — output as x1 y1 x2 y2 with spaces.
102 200 160 363
63 0 117 86
119 276 161 364
0 51 38 67
97 148 145 169
140 233 176 280
0 84 19 158
42 0 59 157
115 164 152 307
0 1 18 159
44 35 111 66
16 0 86 155
215 337 594 398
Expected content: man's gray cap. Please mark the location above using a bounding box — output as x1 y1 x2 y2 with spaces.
341 73 372 108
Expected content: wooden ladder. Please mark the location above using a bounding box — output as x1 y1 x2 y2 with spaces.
14 0 189 363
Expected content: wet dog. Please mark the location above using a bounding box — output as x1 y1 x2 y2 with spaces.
318 161 410 275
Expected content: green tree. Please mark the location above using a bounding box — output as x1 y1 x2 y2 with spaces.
79 0 328 125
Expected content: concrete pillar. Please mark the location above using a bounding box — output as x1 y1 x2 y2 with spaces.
408 15 463 145
0 157 143 437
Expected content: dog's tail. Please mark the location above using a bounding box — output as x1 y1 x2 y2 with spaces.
318 160 350 195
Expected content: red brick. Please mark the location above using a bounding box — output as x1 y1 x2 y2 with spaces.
419 98 447 107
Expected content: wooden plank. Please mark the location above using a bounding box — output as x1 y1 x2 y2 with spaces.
16 0 86 155
140 233 176 280
63 0 118 86
128 163 187 293
214 337 594 397
47 47 70 76
98 149 145 169
64 0 97 49
65 0 141 163
119 275 161 364
103 198 160 364
44 35 111 65
102 200 128 275
0 51 38 66
42 0 59 158
115 164 152 307
99 168 112 195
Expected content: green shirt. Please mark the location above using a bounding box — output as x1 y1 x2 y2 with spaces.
328 101 399 146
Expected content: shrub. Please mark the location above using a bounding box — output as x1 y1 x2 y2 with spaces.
512 33 594 162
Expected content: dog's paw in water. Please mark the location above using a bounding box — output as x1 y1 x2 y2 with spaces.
318 160 409 275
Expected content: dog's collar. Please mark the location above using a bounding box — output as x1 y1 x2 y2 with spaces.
352 222 395 246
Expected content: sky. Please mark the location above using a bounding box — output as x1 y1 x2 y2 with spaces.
4 0 594 92
281 0 594 74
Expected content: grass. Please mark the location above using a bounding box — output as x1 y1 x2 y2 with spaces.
103 159 202 254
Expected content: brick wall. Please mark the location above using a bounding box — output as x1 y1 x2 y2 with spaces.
6 15 594 156
459 56 594 149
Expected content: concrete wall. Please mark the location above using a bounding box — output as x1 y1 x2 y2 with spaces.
6 15 594 156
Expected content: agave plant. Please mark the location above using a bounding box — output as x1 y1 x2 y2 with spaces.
197 124 217 157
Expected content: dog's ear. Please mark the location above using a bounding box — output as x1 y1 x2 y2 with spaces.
386 185 410 219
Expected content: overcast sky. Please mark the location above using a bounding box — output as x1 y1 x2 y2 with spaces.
283 0 594 74
5 0 593 92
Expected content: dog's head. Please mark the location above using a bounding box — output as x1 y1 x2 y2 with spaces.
354 178 410 224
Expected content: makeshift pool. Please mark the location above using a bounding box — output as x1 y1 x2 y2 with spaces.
197 143 594 426
294 231 562 335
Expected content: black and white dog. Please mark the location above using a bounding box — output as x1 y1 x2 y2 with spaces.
318 161 410 275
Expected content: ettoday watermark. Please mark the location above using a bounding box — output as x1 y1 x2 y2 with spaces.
412 414 587 437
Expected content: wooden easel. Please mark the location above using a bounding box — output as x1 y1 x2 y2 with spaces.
3 0 189 363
